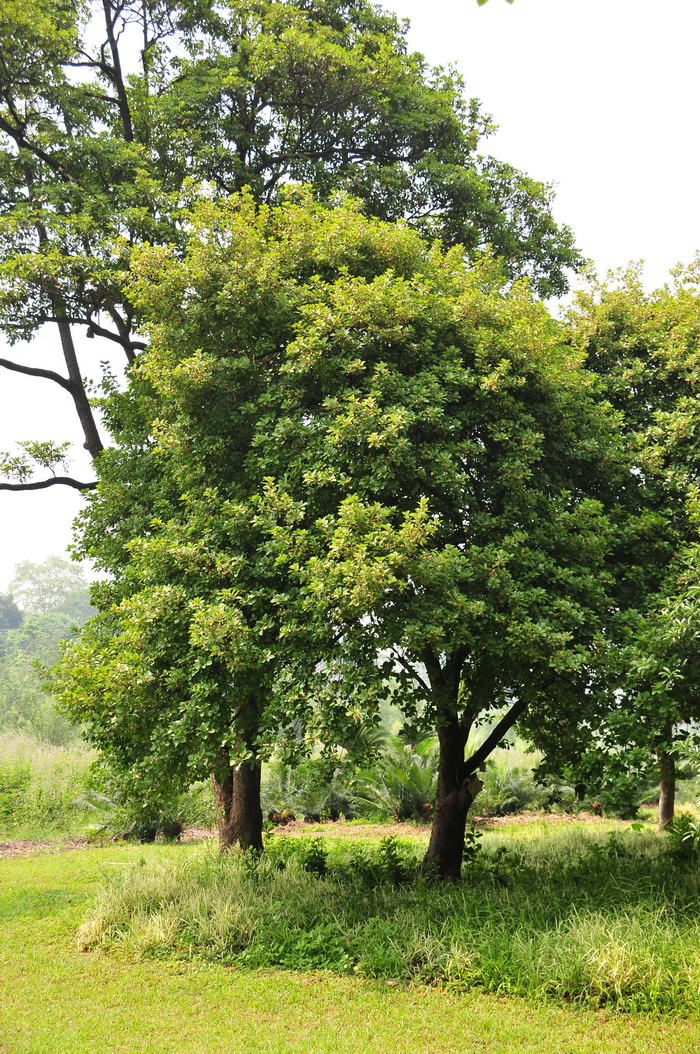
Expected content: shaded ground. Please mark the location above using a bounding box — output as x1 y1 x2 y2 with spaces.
0 810 612 858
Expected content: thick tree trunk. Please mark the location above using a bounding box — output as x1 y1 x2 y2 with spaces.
658 748 675 830
422 711 482 880
211 760 263 853
421 691 528 880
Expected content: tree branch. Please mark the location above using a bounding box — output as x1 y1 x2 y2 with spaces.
0 115 80 186
390 648 432 695
0 476 97 492
461 696 528 777
0 357 73 392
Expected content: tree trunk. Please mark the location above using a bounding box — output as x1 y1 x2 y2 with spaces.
422 711 482 880
211 760 263 853
658 748 675 830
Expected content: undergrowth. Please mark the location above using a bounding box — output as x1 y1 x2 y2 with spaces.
0 732 95 838
78 826 700 1014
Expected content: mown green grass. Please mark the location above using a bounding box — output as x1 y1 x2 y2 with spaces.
47 823 700 1015
2 840 700 1054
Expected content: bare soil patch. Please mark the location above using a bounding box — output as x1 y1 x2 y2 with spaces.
0 811 609 858
0 837 89 859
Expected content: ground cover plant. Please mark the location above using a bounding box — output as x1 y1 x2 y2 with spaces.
0 732 216 844
76 822 700 1016
5 841 700 1054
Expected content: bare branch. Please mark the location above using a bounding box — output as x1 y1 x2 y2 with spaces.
0 357 73 392
0 115 80 186
0 476 97 492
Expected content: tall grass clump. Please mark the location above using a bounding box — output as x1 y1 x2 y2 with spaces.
0 732 95 838
79 825 700 1013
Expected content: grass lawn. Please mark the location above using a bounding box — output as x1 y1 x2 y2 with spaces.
2 834 700 1053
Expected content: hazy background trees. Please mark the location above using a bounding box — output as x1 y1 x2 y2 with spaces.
0 557 92 745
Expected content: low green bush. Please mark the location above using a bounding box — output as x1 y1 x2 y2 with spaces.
78 824 700 1014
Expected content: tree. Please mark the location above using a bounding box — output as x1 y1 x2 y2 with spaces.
0 593 22 636
56 193 624 872
542 263 700 826
0 0 580 492
9 556 93 619
0 557 91 743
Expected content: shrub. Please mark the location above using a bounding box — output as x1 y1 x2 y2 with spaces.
352 735 438 821
77 825 700 1013
0 732 94 837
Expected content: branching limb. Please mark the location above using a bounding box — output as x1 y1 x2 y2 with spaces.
0 357 74 392
390 647 432 695
461 696 528 777
0 476 97 492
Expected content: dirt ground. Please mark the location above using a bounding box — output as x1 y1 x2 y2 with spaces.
0 810 612 859
266 810 608 839
0 837 90 859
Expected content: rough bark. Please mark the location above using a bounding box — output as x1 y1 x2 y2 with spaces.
423 710 482 880
422 689 529 880
658 747 676 830
211 760 263 853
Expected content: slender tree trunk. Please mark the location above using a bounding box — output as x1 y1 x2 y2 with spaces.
53 303 104 459
422 711 482 880
211 760 263 852
658 747 675 830
102 0 134 142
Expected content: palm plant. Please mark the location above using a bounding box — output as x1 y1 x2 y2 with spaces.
353 735 439 821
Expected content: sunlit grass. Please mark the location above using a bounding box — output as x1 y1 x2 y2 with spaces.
3 841 700 1053
70 823 700 1015
0 732 95 840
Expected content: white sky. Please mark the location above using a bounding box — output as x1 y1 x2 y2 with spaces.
2 0 700 591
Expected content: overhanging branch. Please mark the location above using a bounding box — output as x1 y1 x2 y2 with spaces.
0 357 73 392
0 476 97 492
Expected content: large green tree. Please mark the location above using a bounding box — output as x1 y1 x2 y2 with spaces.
56 193 624 873
0 0 580 491
538 264 700 826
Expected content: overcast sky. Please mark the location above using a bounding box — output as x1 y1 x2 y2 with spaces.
2 0 700 591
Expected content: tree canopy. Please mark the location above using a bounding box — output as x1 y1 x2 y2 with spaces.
0 557 91 744
533 262 700 822
0 0 579 491
56 191 626 875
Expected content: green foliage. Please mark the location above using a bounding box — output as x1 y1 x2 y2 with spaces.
0 0 579 491
0 559 92 745
0 441 72 482
262 755 359 822
664 811 700 862
8 557 92 619
0 733 95 838
0 593 22 635
545 264 700 804
56 191 622 867
478 752 547 816
353 735 438 821
78 825 700 1013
